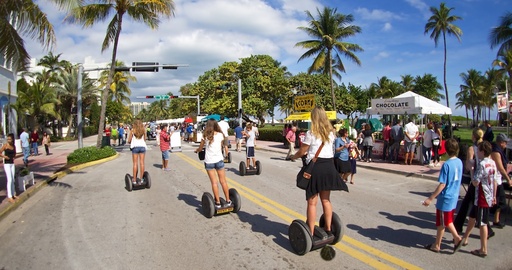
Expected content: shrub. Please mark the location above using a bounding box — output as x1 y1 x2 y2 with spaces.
67 146 116 165
258 129 285 142
83 126 98 137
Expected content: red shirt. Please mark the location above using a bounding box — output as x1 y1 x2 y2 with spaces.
160 131 170 151
31 132 39 143
286 130 296 142
383 126 391 141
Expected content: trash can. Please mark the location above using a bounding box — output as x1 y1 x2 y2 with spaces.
101 134 111 147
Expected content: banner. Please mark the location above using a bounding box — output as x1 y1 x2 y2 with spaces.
370 97 415 114
497 94 508 112
294 94 315 111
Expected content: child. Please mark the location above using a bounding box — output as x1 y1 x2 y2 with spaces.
195 119 231 208
347 140 361 184
243 123 257 169
422 138 463 253
461 141 497 257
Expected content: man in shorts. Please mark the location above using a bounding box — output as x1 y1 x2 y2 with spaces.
403 118 418 165
160 124 171 171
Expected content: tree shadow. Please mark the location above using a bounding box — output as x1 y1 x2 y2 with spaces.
236 211 292 253
48 181 73 189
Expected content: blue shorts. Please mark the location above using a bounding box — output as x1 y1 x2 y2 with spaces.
246 146 255 158
161 150 170 160
132 147 146 154
204 160 225 170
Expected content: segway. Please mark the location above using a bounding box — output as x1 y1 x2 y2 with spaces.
239 160 262 176
124 171 151 192
201 188 241 218
288 212 344 255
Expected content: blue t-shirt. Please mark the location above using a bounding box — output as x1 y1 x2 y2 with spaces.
435 157 463 211
334 137 350 161
234 126 243 139
118 127 125 136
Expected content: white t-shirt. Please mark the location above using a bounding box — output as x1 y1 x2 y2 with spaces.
204 132 224 164
245 130 256 147
218 120 230 137
404 122 418 142
303 130 335 163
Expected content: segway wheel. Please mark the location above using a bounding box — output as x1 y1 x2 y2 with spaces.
143 171 151 189
288 220 312 255
229 188 241 213
319 212 344 244
201 192 215 218
239 161 246 176
125 174 133 192
227 152 232 163
255 160 262 175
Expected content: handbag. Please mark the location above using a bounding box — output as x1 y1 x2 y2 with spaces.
198 149 205 160
432 137 440 146
296 143 324 190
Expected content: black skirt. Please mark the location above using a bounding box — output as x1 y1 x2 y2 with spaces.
306 158 348 199
334 158 352 174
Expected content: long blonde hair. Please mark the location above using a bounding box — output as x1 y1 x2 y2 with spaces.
203 119 222 144
310 107 332 144
472 128 483 144
132 119 145 139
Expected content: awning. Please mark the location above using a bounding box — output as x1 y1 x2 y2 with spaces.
285 111 336 121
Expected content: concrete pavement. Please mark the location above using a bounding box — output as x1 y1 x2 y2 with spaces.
0 135 441 221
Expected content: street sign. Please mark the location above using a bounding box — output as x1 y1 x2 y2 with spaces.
294 94 315 111
155 94 170 100
137 95 178 99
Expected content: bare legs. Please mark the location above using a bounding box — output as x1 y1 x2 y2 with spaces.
306 190 332 235
207 168 230 204
132 153 145 181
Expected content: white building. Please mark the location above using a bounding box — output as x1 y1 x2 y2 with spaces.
0 52 18 137
129 102 151 116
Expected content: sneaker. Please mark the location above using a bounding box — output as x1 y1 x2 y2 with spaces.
224 200 233 207
164 168 172 171
214 202 222 209
493 222 505 228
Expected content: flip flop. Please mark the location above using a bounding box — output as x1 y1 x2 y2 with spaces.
470 249 487 258
424 244 440 253
453 239 463 254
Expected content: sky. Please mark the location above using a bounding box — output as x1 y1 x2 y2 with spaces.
26 0 511 119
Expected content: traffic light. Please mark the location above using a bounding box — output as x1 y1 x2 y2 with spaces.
132 62 159 72
238 108 243 117
162 65 178 70
170 95 179 99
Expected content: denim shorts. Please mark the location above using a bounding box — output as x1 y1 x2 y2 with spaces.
132 147 146 154
161 150 170 160
204 160 225 170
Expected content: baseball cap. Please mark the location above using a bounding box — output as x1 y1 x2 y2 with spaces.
496 133 509 143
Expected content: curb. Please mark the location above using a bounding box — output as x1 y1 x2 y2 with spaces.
0 153 120 222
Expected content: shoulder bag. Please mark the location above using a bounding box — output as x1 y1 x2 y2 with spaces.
296 143 324 190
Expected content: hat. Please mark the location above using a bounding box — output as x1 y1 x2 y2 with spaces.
496 133 509 143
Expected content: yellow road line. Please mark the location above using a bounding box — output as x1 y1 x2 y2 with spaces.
176 153 422 270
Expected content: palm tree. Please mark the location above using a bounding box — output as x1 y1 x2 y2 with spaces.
489 11 512 56
455 86 470 127
492 50 512 87
0 0 56 71
482 68 501 120
296 7 363 111
459 69 483 127
400 74 415 92
424 2 462 137
62 0 175 147
98 61 136 104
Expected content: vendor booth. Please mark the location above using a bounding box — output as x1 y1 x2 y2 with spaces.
285 111 337 121
367 91 452 162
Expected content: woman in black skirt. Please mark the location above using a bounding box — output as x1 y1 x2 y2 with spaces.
291 107 348 235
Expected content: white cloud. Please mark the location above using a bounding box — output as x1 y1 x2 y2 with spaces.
382 22 392 31
374 51 390 61
354 8 403 21
404 0 431 19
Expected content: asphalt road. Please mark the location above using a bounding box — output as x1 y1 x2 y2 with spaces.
0 141 510 270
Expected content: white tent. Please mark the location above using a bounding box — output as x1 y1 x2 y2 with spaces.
366 91 452 115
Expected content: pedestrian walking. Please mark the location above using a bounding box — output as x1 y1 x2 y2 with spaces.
461 141 497 257
285 125 297 161
111 126 118 146
422 138 463 254
362 123 374 162
127 119 147 184
422 122 435 166
30 129 39 156
118 124 125 145
195 119 232 209
1 133 18 203
234 124 243 152
290 107 348 236
20 128 30 166
42 131 51 155
489 133 510 229
160 124 171 171
432 122 442 167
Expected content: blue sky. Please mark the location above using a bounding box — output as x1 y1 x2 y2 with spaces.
27 0 510 119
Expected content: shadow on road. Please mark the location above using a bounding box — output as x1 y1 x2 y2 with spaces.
379 211 434 230
236 211 293 253
48 181 73 189
177 193 202 215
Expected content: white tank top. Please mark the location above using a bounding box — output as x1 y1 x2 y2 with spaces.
130 134 147 149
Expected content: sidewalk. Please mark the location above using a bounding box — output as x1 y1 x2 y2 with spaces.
0 136 441 220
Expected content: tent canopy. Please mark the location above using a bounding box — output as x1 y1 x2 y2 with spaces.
367 91 452 115
201 114 221 122
285 111 337 121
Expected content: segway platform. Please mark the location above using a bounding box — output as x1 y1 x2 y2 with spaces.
239 161 262 176
288 212 344 255
125 171 151 192
201 188 241 218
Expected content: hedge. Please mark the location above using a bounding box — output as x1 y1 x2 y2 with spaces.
257 129 285 143
67 146 116 165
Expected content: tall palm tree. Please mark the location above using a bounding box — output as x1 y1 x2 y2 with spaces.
489 11 512 56
492 50 512 87
99 61 136 104
400 74 415 92
424 2 462 137
482 68 501 120
296 7 363 111
455 86 470 127
62 0 175 147
0 0 56 71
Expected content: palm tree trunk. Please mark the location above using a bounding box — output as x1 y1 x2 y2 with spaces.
328 49 336 111
443 32 453 137
96 15 123 147
465 108 468 127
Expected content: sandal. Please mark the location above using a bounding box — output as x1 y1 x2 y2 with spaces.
470 249 487 258
424 243 440 253
453 239 463 253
